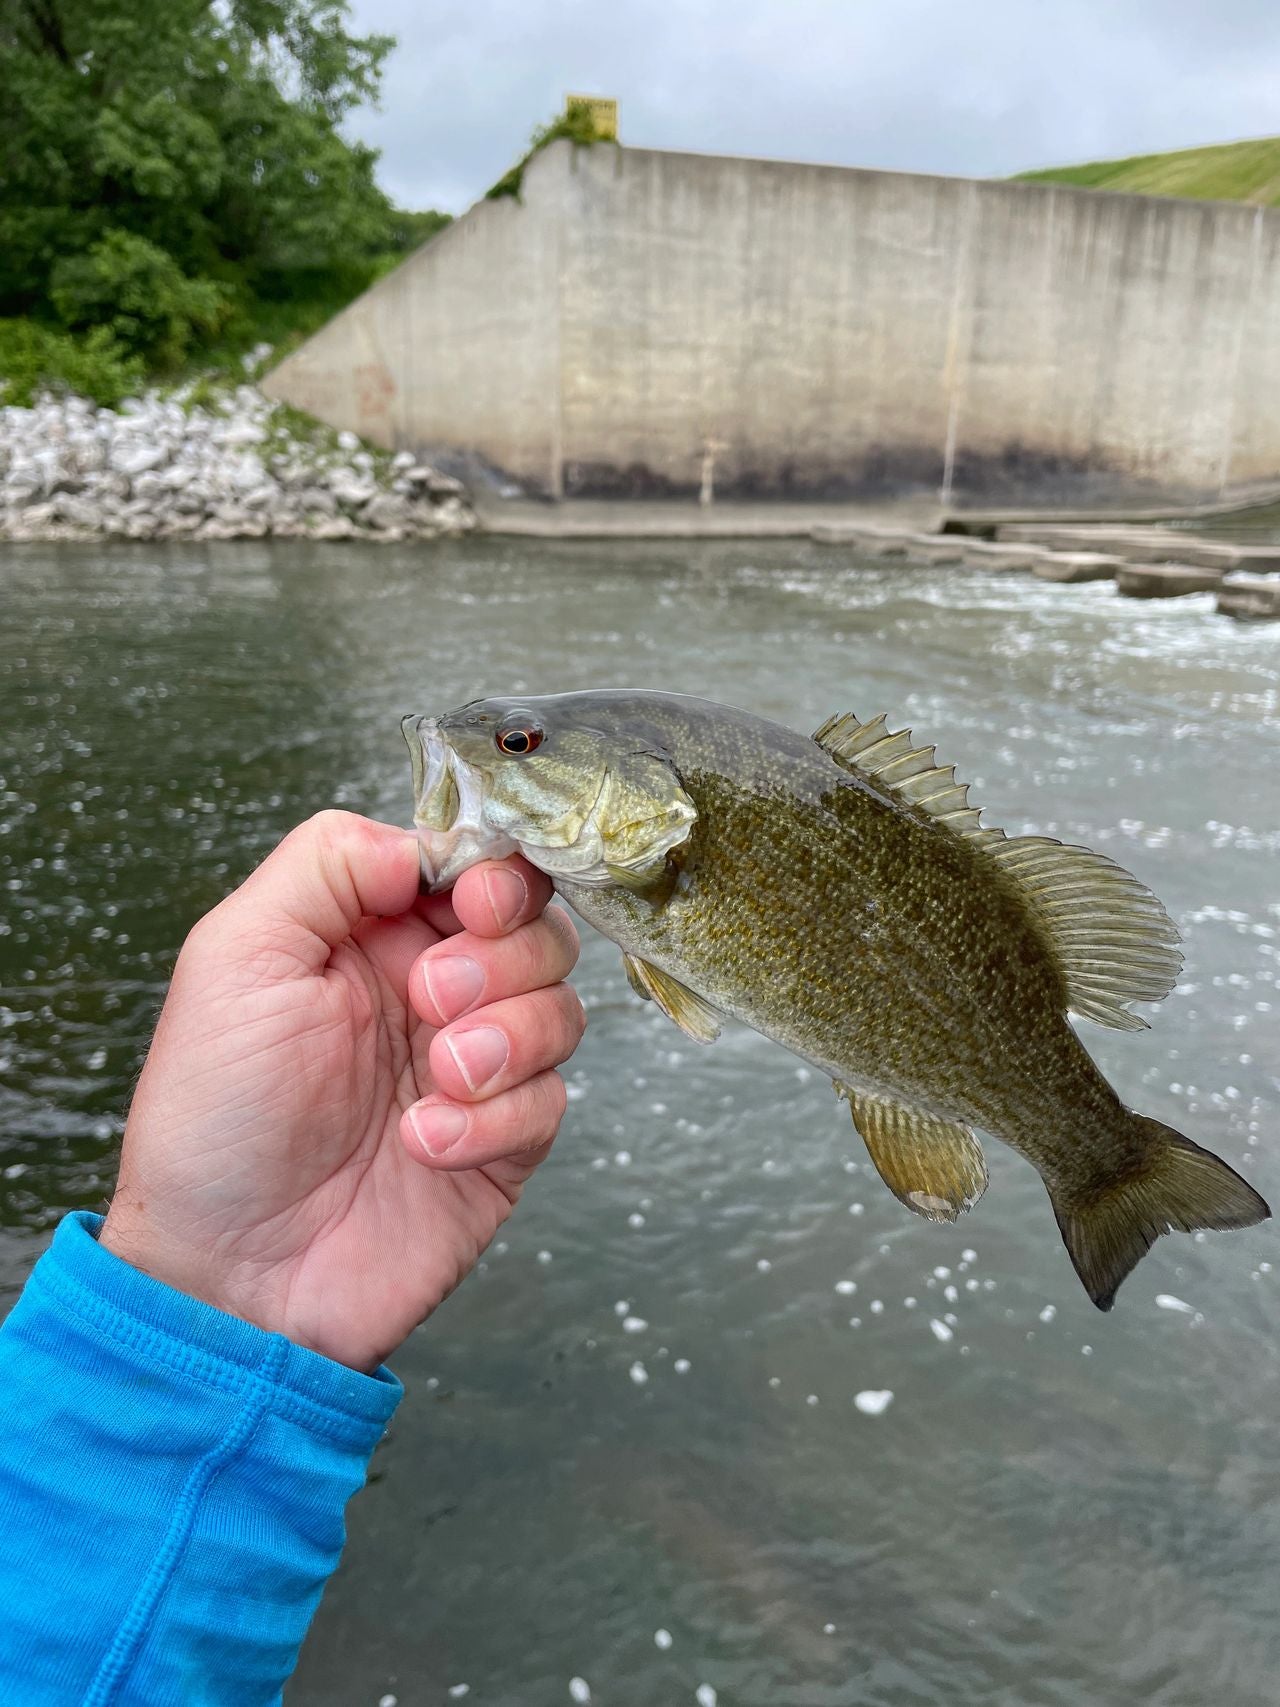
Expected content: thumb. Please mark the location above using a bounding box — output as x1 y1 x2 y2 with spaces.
211 811 421 971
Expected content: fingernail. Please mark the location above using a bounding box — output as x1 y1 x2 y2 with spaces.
424 954 484 1020
409 1103 468 1157
445 1025 509 1091
483 866 527 928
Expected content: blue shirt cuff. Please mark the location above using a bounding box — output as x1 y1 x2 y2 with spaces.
34 1212 403 1442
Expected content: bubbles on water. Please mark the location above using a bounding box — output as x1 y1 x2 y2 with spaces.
629 1361 649 1386
854 1389 894 1416
654 1629 673 1650
929 1318 954 1343
569 1679 591 1703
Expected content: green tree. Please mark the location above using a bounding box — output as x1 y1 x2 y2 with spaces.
0 0 433 371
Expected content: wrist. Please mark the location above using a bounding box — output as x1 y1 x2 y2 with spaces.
100 1196 401 1375
99 1200 249 1329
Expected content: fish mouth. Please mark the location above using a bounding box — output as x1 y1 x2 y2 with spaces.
401 713 516 890
401 714 459 832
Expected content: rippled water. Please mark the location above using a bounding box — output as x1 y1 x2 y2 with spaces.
1 539 1278 1707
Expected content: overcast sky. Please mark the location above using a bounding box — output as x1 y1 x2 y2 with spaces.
344 0 1278 213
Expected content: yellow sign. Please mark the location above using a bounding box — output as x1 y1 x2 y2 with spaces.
566 95 618 141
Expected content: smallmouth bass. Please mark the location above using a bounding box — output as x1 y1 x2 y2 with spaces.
403 691 1268 1308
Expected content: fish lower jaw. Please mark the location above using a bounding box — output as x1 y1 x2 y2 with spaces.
414 822 517 892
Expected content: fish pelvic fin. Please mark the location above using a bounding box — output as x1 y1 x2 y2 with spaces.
1050 1115 1270 1311
837 1084 988 1222
623 953 721 1043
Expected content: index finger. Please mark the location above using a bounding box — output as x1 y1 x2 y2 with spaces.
448 856 553 938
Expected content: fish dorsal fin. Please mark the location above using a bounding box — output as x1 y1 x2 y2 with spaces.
984 837 1182 1031
836 1084 988 1222
815 712 1182 1030
813 711 1003 847
623 953 721 1043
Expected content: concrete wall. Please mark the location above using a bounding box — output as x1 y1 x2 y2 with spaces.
264 141 1280 510
263 148 566 493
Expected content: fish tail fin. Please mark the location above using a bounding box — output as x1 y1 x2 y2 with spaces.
1049 1116 1269 1311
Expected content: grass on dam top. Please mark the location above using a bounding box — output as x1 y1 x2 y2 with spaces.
1016 133 1280 206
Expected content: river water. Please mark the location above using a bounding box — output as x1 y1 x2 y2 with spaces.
1 538 1278 1707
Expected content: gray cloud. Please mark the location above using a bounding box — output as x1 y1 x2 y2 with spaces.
345 0 1280 212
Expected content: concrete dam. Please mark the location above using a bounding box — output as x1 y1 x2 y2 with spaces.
264 140 1280 512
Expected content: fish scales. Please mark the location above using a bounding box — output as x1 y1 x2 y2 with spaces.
405 690 1268 1308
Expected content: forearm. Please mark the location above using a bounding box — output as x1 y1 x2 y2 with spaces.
0 1213 401 1706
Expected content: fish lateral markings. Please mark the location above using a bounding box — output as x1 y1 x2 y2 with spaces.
403 691 1269 1309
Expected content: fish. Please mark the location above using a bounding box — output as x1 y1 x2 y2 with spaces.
402 691 1268 1308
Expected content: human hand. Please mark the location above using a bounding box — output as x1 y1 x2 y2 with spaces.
100 811 585 1372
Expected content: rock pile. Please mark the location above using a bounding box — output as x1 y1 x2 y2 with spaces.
0 385 475 542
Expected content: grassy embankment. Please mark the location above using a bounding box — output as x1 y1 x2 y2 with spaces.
1015 134 1280 204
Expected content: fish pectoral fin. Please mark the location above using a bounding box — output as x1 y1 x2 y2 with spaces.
836 1085 988 1222
622 954 721 1043
605 854 679 901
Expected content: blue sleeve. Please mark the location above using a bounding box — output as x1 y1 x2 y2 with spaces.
0 1211 402 1706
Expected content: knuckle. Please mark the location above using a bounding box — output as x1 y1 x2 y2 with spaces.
521 1074 566 1146
545 1071 568 1121
299 807 360 844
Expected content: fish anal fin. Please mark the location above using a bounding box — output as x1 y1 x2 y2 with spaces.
837 1084 988 1222
622 954 721 1043
988 837 1182 1029
1049 1115 1270 1310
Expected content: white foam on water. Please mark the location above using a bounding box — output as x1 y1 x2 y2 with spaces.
1156 1294 1195 1314
622 1316 648 1333
569 1679 591 1703
854 1389 894 1416
654 1629 674 1650
929 1318 954 1343
629 1361 649 1386
696 1687 718 1707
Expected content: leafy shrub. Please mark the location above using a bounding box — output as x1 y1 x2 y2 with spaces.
0 320 145 408
50 231 231 368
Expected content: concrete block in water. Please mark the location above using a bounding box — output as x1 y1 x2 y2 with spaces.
1116 563 1226 598
1231 545 1280 574
1032 552 1123 583
955 539 1043 571
999 523 1243 569
1217 574 1280 620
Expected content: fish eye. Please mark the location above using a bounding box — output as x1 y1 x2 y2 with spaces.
495 722 544 756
